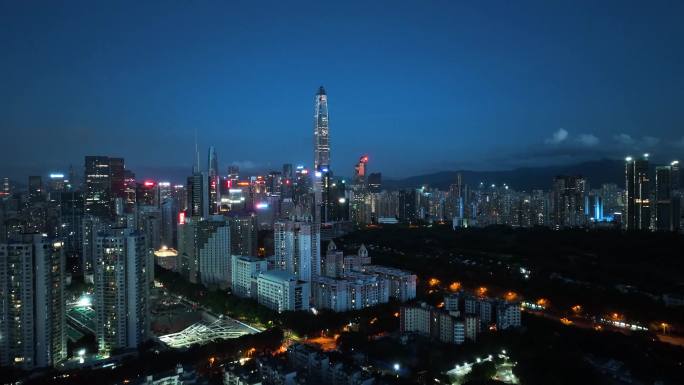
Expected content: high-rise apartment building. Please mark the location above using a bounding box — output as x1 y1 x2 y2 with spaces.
257 270 310 312
0 234 66 369
196 216 231 289
231 255 267 299
93 227 149 354
274 219 321 281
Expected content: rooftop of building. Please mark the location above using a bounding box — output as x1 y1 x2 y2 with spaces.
258 269 299 282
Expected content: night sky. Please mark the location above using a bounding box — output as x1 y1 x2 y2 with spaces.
1 1 683 181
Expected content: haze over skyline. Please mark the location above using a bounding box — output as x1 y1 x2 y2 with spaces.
1 0 683 181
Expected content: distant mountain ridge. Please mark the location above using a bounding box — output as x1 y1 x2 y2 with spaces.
382 159 626 191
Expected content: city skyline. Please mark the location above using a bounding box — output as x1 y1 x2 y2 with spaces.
2 2 684 383
2 1 684 180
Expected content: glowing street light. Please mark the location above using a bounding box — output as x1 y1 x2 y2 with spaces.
661 322 669 335
449 282 462 292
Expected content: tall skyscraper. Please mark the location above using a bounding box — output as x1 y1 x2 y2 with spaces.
274 219 321 282
655 165 680 232
368 172 382 193
84 156 114 218
187 172 209 218
93 227 149 354
109 157 126 201
551 175 586 228
672 160 680 191
0 234 66 369
208 146 221 214
354 155 369 186
313 86 330 172
625 155 651 230
227 212 258 257
28 176 43 202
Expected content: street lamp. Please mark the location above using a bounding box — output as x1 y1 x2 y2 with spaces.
661 322 669 335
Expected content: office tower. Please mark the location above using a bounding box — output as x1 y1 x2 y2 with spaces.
93 227 149 354
227 212 258 257
85 156 113 218
122 169 136 213
368 173 382 193
655 165 679 231
109 157 125 199
208 146 221 214
48 173 67 193
398 189 417 223
187 172 209 218
551 175 586 228
1 177 10 196
197 216 231 289
600 183 622 216
28 175 43 202
625 155 651 230
161 198 178 249
672 160 680 191
257 270 310 312
231 255 267 298
0 234 66 369
136 180 159 207
67 165 77 191
313 86 330 172
313 86 330 223
319 170 336 223
227 165 240 186
157 181 172 202
274 219 320 282
354 155 369 186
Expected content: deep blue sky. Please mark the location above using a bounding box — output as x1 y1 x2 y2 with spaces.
1 0 683 181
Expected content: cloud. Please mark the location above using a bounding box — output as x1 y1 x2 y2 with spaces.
675 137 684 148
642 136 660 147
545 128 568 144
614 133 635 146
228 160 260 170
577 134 599 147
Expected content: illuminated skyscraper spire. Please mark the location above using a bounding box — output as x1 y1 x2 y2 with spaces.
313 86 329 171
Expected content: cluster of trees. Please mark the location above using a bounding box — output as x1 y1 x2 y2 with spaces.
155 265 276 326
339 225 684 326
